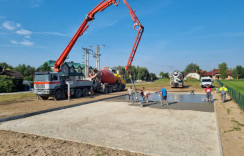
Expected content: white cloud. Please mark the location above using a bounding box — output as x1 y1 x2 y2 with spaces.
2 21 16 31
30 0 44 8
10 39 34 46
16 29 32 38
35 31 69 36
16 23 21 28
20 39 34 46
10 40 18 44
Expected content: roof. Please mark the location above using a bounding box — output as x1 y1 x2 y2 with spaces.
59 71 84 77
204 69 232 76
0 70 24 79
46 60 85 69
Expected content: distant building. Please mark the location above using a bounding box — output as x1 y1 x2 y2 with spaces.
185 72 200 80
157 75 162 79
45 60 86 80
203 69 233 80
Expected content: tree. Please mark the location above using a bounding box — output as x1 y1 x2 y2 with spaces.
37 62 51 72
149 73 157 81
14 64 36 81
137 67 149 81
218 62 228 79
184 63 200 73
159 72 169 79
232 65 244 79
0 62 13 70
0 75 15 93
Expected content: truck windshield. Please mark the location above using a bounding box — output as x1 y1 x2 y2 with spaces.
202 79 211 82
35 74 49 82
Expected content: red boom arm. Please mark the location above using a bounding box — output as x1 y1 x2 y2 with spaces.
123 0 144 71
54 0 143 72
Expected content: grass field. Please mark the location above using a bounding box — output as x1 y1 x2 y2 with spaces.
127 78 202 91
0 93 36 104
221 80 244 95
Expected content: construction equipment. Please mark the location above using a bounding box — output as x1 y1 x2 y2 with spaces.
89 67 126 93
170 71 184 88
34 0 144 100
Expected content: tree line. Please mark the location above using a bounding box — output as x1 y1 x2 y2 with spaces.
0 62 51 92
116 65 158 82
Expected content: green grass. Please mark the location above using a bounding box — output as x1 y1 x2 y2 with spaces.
227 108 231 114
127 78 202 90
184 77 201 89
221 80 244 95
127 79 170 90
224 119 244 133
0 93 36 104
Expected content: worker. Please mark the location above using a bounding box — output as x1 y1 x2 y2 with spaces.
128 86 134 103
140 87 145 106
144 90 153 103
219 85 228 103
160 86 168 106
205 85 212 103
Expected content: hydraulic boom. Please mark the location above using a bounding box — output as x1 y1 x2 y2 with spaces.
54 0 144 73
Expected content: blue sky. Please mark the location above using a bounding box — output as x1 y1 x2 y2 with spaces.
0 0 244 74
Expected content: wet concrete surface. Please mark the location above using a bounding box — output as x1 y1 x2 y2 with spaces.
104 94 215 113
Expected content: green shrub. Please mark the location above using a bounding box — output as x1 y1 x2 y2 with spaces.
0 75 16 93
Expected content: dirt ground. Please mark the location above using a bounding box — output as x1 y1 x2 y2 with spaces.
0 130 147 156
0 87 243 156
0 92 127 119
214 93 244 156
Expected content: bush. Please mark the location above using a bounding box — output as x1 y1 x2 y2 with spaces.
0 75 16 93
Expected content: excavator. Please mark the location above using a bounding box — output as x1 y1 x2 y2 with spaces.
34 0 143 100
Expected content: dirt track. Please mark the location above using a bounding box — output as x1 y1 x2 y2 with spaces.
214 93 244 156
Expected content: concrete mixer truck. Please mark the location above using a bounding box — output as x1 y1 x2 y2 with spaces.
170 71 184 88
89 68 126 94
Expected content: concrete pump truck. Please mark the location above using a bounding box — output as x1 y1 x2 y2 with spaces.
34 0 144 100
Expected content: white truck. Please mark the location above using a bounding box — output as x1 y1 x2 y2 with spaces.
170 71 184 88
200 77 212 88
34 72 92 100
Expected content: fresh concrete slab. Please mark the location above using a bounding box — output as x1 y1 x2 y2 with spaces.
0 101 220 156
105 95 215 112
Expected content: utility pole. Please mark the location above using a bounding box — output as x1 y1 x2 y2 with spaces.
82 47 93 78
92 45 105 70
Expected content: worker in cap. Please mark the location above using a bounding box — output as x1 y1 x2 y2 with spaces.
205 85 212 103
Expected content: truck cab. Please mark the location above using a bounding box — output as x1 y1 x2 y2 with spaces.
200 77 213 88
34 72 64 100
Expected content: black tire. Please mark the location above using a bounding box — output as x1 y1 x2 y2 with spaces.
108 87 113 93
75 88 82 98
115 84 120 92
104 87 108 94
83 88 89 97
40 96 48 100
121 85 125 91
201 85 203 88
54 90 64 101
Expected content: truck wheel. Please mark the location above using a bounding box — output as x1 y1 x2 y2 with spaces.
201 85 203 88
83 88 89 97
121 85 125 91
40 96 48 100
75 88 82 98
108 87 113 93
54 90 64 101
104 87 108 94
